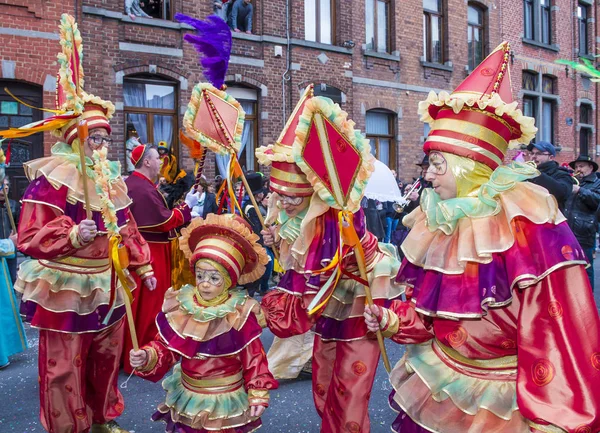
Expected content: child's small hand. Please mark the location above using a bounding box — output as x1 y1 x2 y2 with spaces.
250 405 265 418
130 349 148 368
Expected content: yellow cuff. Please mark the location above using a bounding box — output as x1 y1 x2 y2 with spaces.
248 389 270 406
69 226 85 249
255 307 267 329
137 347 158 373
136 264 154 278
381 309 400 338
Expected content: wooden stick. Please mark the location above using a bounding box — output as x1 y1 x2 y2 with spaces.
353 243 392 373
341 211 391 373
77 120 92 220
122 289 139 351
3 183 16 233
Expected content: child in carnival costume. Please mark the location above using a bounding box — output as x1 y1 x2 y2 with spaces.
364 42 600 433
129 213 277 433
258 93 403 433
0 14 154 433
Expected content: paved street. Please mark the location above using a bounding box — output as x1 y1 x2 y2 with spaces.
2 263 600 433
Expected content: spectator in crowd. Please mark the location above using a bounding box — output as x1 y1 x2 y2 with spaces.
362 197 385 240
526 141 574 212
230 0 253 33
565 154 600 290
125 0 152 20
186 177 218 218
0 177 19 283
214 0 230 21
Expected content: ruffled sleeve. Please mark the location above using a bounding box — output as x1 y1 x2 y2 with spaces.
515 264 600 432
135 334 180 383
240 336 278 407
260 287 316 338
17 201 79 260
383 300 435 345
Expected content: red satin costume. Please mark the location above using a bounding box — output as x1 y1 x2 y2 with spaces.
16 170 152 433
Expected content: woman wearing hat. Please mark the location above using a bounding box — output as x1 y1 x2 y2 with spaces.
364 43 600 433
129 213 276 433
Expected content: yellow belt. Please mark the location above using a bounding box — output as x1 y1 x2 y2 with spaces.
181 371 244 394
40 256 110 273
434 338 517 370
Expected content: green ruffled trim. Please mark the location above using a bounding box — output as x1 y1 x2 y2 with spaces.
293 96 374 213
50 142 122 182
57 14 85 114
162 364 249 420
399 342 518 420
177 285 248 322
422 162 539 235
18 259 111 297
278 207 308 244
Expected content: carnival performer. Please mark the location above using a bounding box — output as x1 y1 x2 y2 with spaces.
0 148 27 369
258 89 402 433
364 42 600 433
129 213 276 433
0 15 155 433
122 144 192 373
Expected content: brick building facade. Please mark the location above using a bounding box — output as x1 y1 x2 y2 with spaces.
0 0 598 199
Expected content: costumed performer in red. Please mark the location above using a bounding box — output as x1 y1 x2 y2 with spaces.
129 213 277 432
364 42 600 433
0 14 155 433
259 94 403 433
258 85 317 381
122 144 192 373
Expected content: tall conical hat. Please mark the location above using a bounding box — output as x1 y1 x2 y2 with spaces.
419 42 537 169
256 85 314 197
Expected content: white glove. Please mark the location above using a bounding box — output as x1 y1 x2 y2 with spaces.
185 190 199 208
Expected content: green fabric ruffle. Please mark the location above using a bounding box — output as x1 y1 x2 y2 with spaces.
421 162 539 235
177 285 248 322
51 142 122 181
162 364 249 421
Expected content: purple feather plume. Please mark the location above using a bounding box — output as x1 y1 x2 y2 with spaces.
175 14 232 89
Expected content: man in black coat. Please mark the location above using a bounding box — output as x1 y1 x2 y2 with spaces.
526 141 574 213
565 155 600 290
